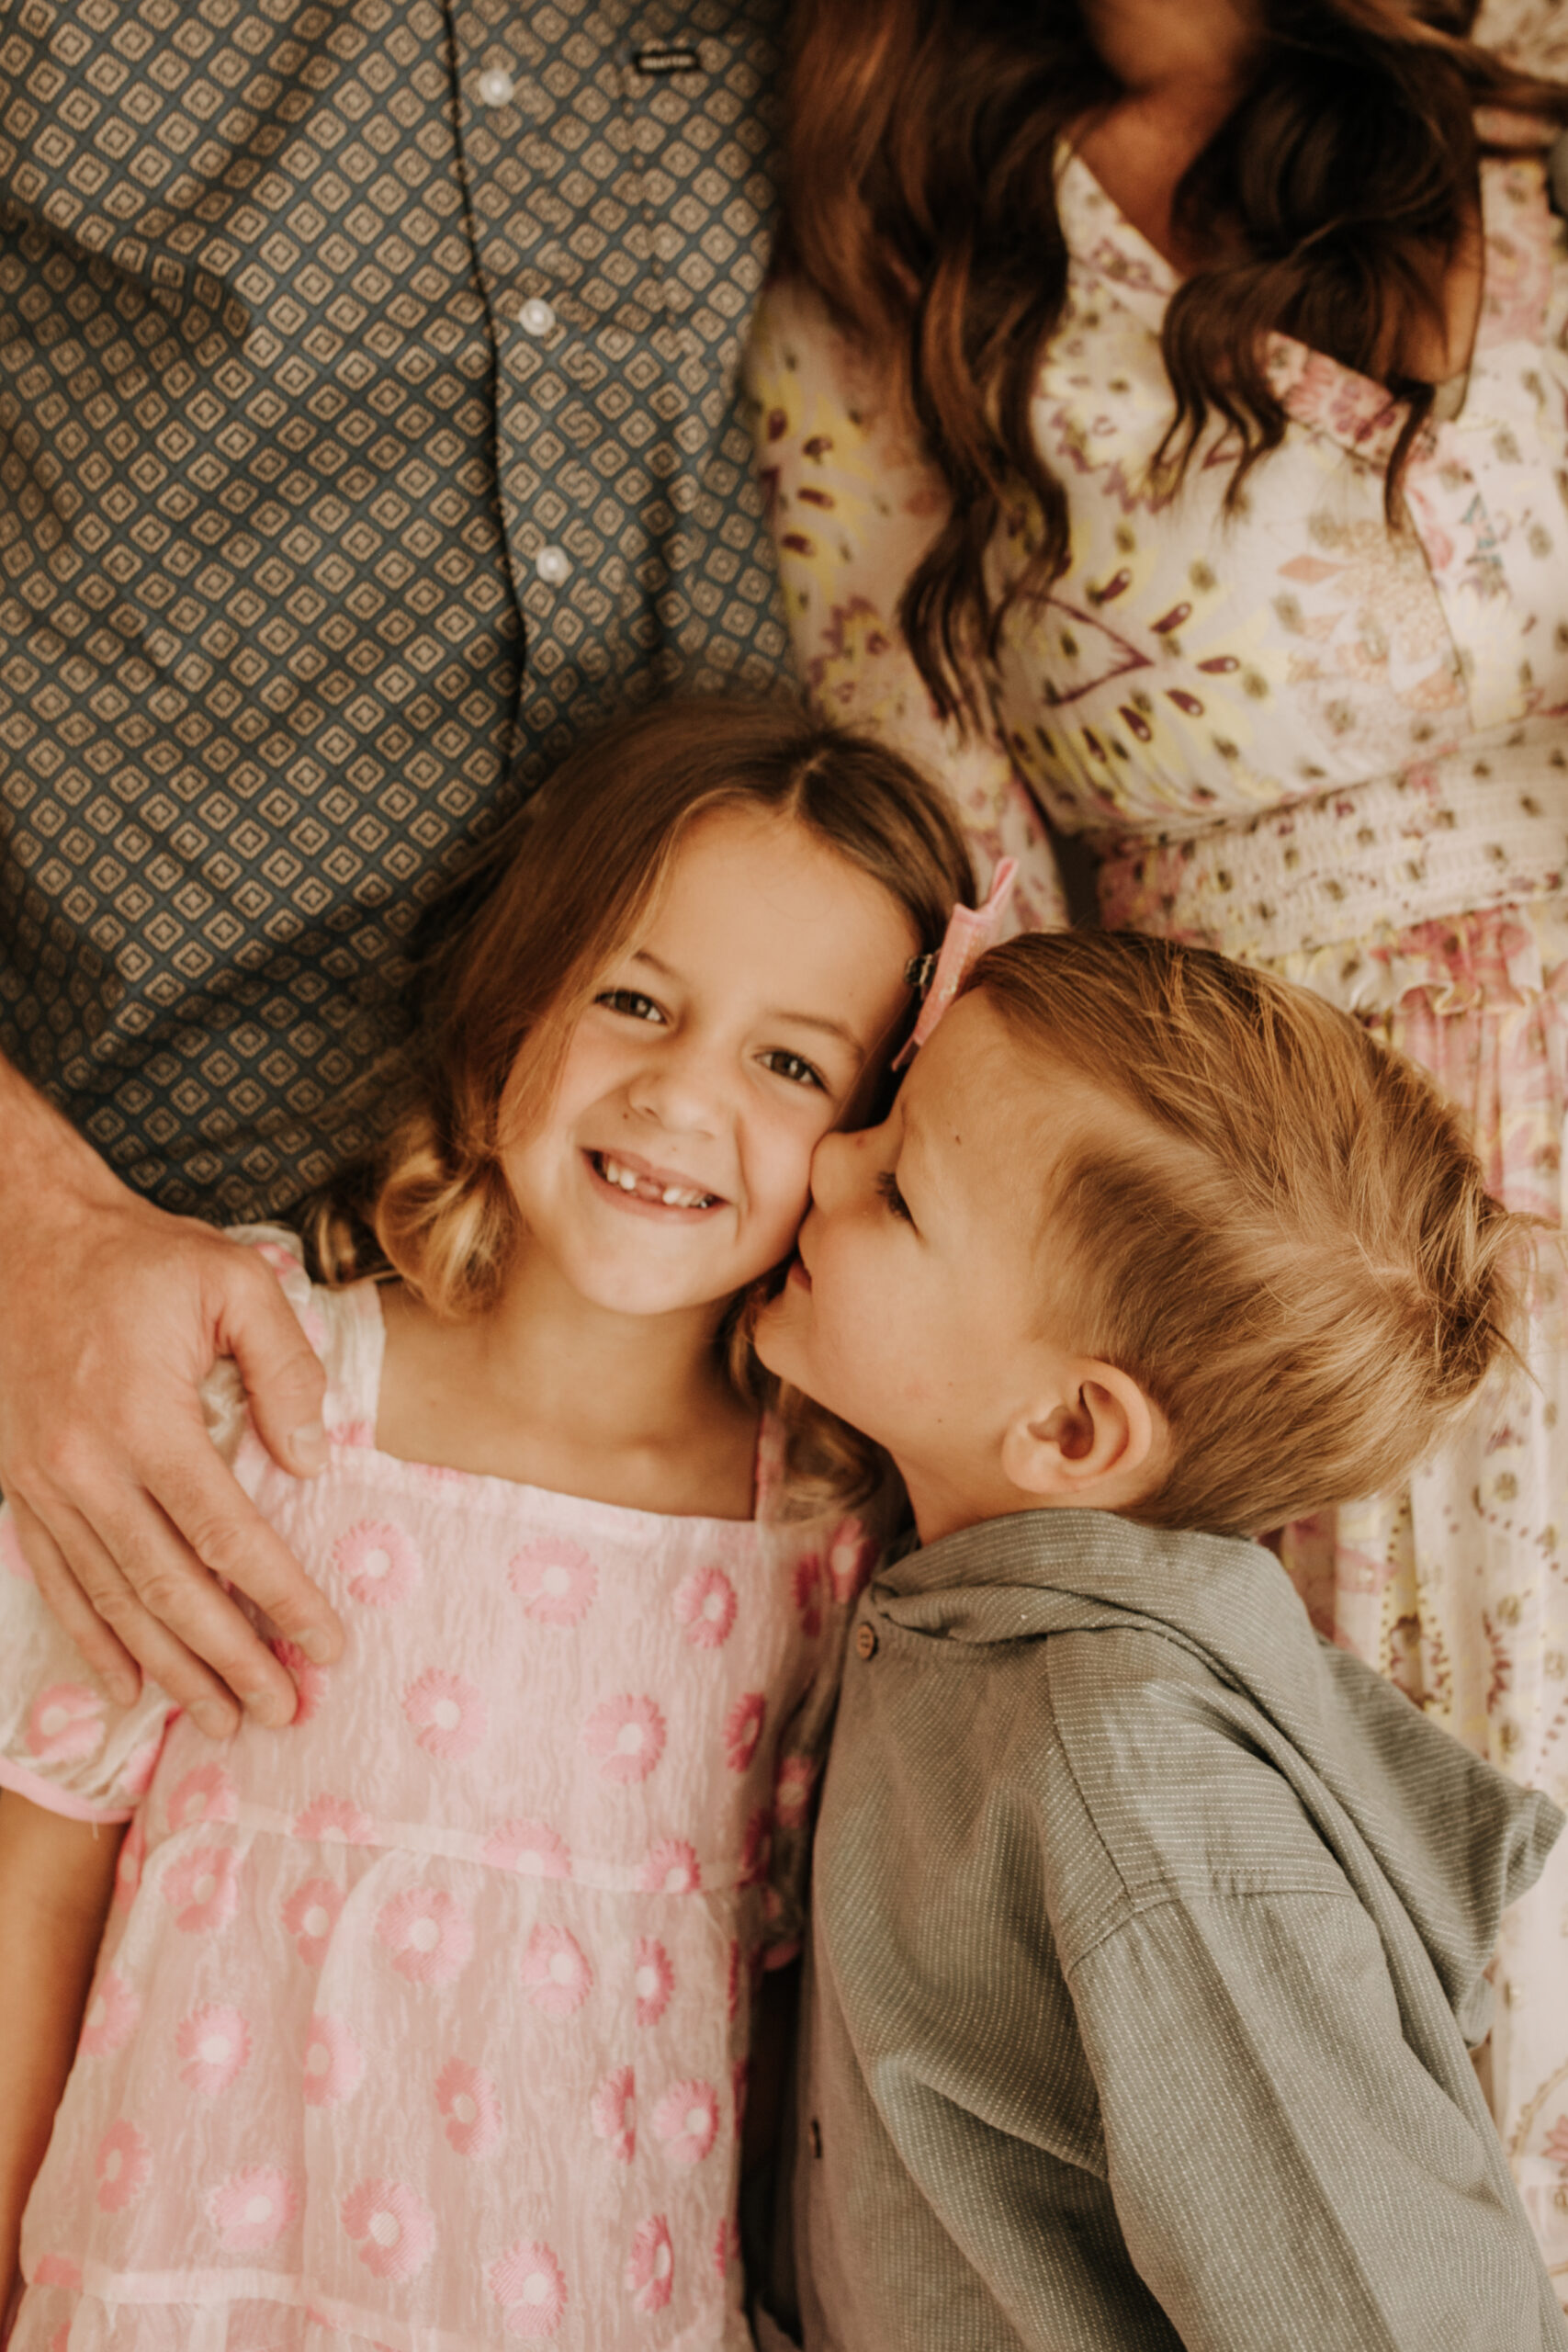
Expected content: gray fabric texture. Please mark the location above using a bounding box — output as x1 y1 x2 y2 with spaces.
779 1506 1567 2352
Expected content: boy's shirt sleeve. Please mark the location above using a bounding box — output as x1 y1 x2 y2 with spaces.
0 1224 321 1825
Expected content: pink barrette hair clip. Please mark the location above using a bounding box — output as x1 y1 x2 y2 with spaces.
893 857 1017 1070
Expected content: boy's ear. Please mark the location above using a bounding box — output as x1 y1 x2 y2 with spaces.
999 1360 1166 1507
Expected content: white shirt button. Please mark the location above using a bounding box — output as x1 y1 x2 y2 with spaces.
477 66 515 107
535 545 571 586
517 297 557 338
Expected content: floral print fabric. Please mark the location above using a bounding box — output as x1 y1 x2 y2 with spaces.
0 1232 875 2351
746 141 1568 2297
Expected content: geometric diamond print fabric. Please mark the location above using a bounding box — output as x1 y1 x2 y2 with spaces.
0 0 792 1220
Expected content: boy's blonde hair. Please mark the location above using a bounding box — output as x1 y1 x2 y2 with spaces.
310 691 973 1320
971 931 1528 1535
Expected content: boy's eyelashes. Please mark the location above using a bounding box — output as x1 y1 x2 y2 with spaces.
876 1168 915 1226
592 990 829 1093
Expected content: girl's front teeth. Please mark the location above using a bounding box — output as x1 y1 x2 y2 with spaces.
599 1154 716 1209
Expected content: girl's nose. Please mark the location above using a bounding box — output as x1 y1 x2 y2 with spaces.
626 1036 726 1136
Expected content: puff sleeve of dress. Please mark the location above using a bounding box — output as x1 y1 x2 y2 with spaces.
0 1224 321 1824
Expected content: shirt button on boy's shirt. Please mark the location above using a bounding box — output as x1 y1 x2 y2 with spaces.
855 1623 879 1661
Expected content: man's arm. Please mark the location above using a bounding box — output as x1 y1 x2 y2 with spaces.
0 1052 343 1734
0 1792 124 2309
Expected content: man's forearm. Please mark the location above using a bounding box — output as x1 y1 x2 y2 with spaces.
0 1047 121 1214
0 1792 123 2305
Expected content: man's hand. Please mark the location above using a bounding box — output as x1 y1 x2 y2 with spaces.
0 1057 344 1736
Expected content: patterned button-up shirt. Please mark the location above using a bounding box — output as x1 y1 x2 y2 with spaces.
0 0 790 1216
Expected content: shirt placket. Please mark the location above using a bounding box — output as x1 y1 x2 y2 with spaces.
449 0 788 784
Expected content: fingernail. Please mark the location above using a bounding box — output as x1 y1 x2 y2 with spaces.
288 1420 326 1473
108 1674 141 1709
243 1687 290 1727
194 1702 238 1741
298 1628 335 1666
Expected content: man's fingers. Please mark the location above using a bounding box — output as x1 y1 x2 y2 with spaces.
141 1437 344 1674
219 1253 330 1478
8 1496 142 1708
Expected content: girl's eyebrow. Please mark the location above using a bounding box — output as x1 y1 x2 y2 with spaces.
628 951 863 1056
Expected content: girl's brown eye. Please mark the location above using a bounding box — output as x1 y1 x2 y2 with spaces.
596 989 663 1024
761 1049 826 1091
876 1169 913 1225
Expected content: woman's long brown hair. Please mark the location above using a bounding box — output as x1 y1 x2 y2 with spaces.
784 0 1568 726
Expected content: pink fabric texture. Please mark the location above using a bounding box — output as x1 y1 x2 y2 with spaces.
0 1233 875 2352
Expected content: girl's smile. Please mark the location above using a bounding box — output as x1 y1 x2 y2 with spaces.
584 1148 725 1219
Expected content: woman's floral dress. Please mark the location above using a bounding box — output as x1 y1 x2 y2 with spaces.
0 1231 876 2352
745 126 1568 2296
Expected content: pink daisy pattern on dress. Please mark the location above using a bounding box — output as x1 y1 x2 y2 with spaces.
626 2214 674 2313
340 2178 435 2282
673 1564 737 1648
633 1937 673 2027
303 2013 365 2107
209 2167 298 2252
827 1517 877 1602
27 1683 105 1766
435 2057 502 2156
739 1806 773 1886
402 1668 487 1762
652 2077 719 2166
773 1753 818 1829
508 1537 598 1627
293 1793 374 1845
112 1816 143 1910
163 1845 241 1935
591 2065 636 2162
375 1887 473 1986
31 2256 81 2290
792 1554 824 1638
95 2120 151 2212
714 2214 739 2283
490 2238 568 2337
79 1970 139 2057
270 1638 329 1724
334 1520 422 1607
521 1924 593 2017
165 1760 238 1830
482 1818 572 1878
177 2004 252 2096
582 1692 666 1784
638 1837 701 1895
282 1876 343 1967
723 1690 765 1773
115 1731 161 1804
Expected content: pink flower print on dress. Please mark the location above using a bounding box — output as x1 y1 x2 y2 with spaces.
282 1876 343 1967
435 2057 502 2156
164 1845 241 1934
28 1683 105 1766
115 1732 161 1804
483 1819 572 1878
303 2013 364 2107
714 2215 739 2284
95 2120 151 2213
724 1690 766 1774
509 1537 597 1627
673 1565 737 1648
521 1924 593 2017
626 2215 674 2313
334 1519 422 1607
80 1970 139 2057
271 1638 328 1724
0 1515 33 1581
633 1938 673 2027
774 1754 818 1830
209 2166 298 2252
490 2239 568 2338
341 2179 436 2282
654 2078 720 2166
113 1816 144 1910
166 1760 238 1831
739 1807 773 1887
177 2004 252 2096
828 1518 876 1602
253 1239 301 1283
376 1887 473 1986
31 2256 81 2290
294 1793 374 1845
792 1555 824 1638
638 1837 701 1896
591 2065 636 2162
583 1693 666 1783
402 1668 487 1762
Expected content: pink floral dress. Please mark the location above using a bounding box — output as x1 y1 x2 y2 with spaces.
0 1233 875 2352
746 138 1568 2292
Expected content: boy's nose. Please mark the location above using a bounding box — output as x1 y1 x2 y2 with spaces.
808 1126 856 1206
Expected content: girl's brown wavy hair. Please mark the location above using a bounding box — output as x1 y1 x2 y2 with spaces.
784 0 1568 726
304 696 975 1510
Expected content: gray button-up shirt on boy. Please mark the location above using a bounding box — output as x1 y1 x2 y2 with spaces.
778 1509 1566 2352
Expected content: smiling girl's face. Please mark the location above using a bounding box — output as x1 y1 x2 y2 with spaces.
498 804 919 1321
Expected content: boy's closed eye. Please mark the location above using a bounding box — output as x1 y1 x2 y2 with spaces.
877 1169 915 1226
